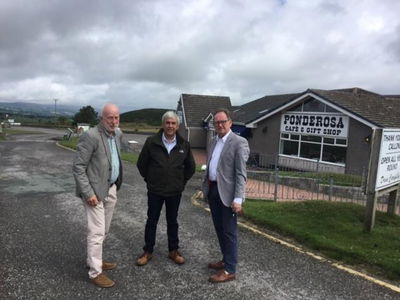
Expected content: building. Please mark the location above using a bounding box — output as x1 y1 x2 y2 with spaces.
77 123 90 134
176 93 231 148
240 88 400 175
178 88 400 175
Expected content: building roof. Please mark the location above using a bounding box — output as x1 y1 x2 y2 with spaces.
232 93 300 124
242 87 400 128
180 94 231 127
310 88 400 128
179 88 400 130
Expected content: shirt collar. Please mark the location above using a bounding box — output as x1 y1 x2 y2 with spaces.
217 130 232 143
162 133 176 144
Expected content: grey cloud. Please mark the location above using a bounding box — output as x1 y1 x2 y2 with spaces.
387 25 400 63
0 0 399 109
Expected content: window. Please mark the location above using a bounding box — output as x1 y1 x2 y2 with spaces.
280 133 299 156
288 104 302 112
336 138 347 145
287 98 339 113
280 133 347 165
177 110 183 124
281 133 289 139
281 140 299 156
322 145 346 164
303 99 325 112
300 142 321 160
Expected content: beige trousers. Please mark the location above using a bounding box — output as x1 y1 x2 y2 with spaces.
84 184 117 279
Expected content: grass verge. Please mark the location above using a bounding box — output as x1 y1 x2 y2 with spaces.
243 199 400 281
59 137 79 150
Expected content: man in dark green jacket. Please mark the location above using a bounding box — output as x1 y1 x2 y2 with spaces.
136 111 195 266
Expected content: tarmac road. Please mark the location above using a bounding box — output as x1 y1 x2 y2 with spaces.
1 129 399 299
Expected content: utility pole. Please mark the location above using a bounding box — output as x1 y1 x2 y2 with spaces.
54 99 58 117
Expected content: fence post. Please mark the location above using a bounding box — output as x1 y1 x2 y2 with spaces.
274 167 279 202
387 187 399 216
361 166 367 194
329 176 333 201
364 129 382 232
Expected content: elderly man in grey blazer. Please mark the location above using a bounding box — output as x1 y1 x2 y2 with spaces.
203 108 250 283
73 103 123 288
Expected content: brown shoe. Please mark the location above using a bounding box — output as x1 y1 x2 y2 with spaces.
90 272 115 288
208 270 236 283
168 250 185 265
102 261 116 270
136 252 153 266
208 260 225 270
86 261 116 270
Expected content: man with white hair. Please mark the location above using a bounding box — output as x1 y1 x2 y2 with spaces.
136 111 195 266
73 103 123 288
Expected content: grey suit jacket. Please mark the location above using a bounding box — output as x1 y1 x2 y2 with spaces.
203 131 250 207
72 123 123 202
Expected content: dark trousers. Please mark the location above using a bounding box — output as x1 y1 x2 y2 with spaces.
208 182 238 274
143 192 182 253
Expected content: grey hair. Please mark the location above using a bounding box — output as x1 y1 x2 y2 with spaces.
162 111 179 125
100 103 119 119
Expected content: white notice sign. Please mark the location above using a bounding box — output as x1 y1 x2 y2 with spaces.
375 129 400 191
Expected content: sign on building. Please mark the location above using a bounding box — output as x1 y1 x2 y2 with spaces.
375 128 400 191
280 113 349 138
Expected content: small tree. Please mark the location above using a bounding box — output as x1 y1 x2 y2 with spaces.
73 105 98 126
57 115 70 125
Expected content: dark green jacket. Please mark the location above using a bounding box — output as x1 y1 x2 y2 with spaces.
137 129 196 197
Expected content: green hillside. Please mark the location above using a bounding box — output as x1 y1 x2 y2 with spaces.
120 108 170 126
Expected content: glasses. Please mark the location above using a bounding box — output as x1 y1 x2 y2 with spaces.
213 119 229 125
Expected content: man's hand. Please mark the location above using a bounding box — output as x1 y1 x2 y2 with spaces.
231 202 243 216
86 195 99 206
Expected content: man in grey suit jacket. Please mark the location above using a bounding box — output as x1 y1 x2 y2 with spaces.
202 108 250 283
73 103 123 288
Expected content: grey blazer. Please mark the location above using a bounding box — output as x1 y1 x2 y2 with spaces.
72 123 123 202
203 131 250 207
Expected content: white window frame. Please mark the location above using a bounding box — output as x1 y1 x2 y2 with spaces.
279 132 347 166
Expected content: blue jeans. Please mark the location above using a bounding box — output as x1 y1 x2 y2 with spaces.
208 183 238 273
143 192 182 253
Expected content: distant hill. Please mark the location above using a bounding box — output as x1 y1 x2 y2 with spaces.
120 108 169 126
0 101 80 117
0 102 172 126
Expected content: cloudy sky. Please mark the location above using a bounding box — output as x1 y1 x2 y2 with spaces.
0 0 399 112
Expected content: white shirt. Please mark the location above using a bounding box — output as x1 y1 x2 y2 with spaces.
208 130 243 204
162 133 176 154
